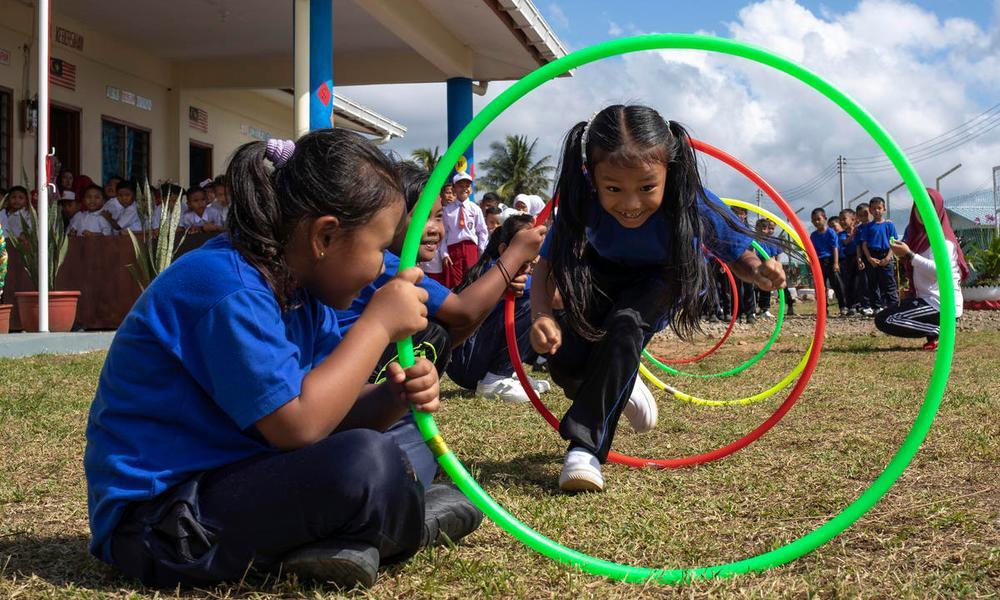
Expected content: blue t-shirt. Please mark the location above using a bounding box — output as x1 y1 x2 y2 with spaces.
84 235 344 562
539 188 751 265
841 229 861 256
861 220 898 251
336 250 452 334
810 228 839 260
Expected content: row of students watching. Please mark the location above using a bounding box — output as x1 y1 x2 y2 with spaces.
0 175 232 240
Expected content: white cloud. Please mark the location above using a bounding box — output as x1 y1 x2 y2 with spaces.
548 3 570 30
608 21 624 36
342 0 1000 218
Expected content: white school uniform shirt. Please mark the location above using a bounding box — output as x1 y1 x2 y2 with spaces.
179 210 210 229
205 202 228 228
103 197 124 221
116 204 142 233
419 243 446 275
911 241 963 318
441 199 489 256
70 211 113 236
0 208 30 238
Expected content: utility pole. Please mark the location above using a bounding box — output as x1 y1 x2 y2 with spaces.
755 189 763 207
993 165 999 236
886 181 905 220
935 163 962 191
837 155 847 211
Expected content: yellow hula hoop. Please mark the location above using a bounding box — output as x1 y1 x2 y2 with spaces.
640 197 811 406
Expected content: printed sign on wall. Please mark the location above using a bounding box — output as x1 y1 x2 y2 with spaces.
0 49 10 66
106 86 120 101
55 27 84 51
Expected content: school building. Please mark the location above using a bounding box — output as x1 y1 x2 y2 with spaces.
0 0 567 333
0 0 566 191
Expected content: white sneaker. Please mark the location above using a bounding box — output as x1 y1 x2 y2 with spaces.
861 307 875 317
525 374 551 394
762 311 774 318
622 377 658 433
475 373 529 403
558 448 604 492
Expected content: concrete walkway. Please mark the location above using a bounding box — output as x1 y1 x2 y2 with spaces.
0 331 115 359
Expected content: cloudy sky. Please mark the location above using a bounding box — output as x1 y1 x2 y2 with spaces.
340 0 1000 217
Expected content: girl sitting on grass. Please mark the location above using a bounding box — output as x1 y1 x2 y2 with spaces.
85 130 482 591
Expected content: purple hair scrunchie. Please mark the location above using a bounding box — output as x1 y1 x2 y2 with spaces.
265 138 295 168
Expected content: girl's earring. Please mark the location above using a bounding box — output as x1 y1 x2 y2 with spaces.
319 251 326 259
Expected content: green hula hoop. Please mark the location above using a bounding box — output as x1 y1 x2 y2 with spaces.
640 198 808 384
396 34 955 584
642 199 791 380
642 201 812 406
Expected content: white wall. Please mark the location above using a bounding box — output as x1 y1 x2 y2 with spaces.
0 0 292 190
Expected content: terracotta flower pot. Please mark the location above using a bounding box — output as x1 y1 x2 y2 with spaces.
14 291 81 332
0 304 11 334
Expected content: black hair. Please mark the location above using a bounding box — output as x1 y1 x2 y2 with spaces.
840 208 855 216
856 202 869 212
483 206 503 218
116 180 135 194
828 216 841 227
160 183 183 198
869 196 885 208
187 186 207 200
8 185 28 196
548 104 769 341
811 207 826 219
481 192 502 206
227 128 402 310
213 175 225 186
107 175 122 184
82 184 104 198
395 160 430 213
455 213 534 293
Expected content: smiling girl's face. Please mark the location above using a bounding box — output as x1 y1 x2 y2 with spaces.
592 161 667 229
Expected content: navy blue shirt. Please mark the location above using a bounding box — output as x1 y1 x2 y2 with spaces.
810 228 839 260
841 229 861 256
336 250 452 335
84 235 345 562
862 220 898 251
539 188 751 265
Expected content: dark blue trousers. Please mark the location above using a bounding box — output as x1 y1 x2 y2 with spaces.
867 248 899 308
447 296 536 390
108 429 425 588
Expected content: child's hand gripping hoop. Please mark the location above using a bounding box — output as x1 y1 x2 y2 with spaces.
396 34 955 585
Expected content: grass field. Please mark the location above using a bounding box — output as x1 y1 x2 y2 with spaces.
1 316 998 598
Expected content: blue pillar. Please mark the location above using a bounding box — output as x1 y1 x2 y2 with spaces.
446 77 473 178
309 0 333 131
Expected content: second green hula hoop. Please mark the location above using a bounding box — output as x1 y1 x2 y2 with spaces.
641 199 813 406
396 33 953 585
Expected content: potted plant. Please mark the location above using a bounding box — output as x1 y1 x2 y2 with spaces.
0 199 10 333
963 235 1000 303
8 196 78 332
125 181 187 290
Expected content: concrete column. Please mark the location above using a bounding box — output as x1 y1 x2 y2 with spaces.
310 0 334 131
447 77 473 178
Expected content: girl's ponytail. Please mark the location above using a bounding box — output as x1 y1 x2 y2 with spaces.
227 141 291 306
550 121 604 341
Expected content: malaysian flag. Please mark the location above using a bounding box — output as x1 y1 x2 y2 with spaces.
189 106 208 133
49 58 76 90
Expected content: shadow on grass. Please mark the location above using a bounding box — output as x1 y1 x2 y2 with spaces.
465 452 563 497
821 344 927 354
0 533 126 591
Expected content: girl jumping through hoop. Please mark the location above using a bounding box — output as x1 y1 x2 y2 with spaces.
530 104 787 493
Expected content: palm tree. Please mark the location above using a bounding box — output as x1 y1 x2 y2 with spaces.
411 147 441 173
479 135 554 199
